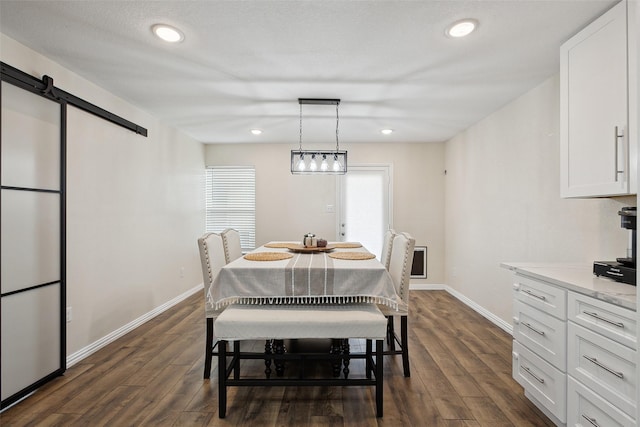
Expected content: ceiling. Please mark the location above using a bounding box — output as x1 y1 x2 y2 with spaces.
0 0 617 145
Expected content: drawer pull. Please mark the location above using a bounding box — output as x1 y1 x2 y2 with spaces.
522 366 545 384
583 355 624 379
582 414 600 427
521 321 545 336
522 289 546 301
583 311 624 328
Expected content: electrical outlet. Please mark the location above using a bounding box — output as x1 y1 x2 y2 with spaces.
66 307 72 323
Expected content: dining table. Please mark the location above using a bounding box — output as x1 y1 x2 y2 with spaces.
211 241 392 419
208 241 404 314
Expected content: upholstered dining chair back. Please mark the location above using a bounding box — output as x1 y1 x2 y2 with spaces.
198 232 227 318
198 232 232 379
221 228 243 263
387 232 415 306
380 229 397 270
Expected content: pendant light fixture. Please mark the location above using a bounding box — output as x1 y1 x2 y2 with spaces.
291 98 347 174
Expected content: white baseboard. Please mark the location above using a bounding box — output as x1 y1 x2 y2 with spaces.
66 284 203 367
410 283 513 335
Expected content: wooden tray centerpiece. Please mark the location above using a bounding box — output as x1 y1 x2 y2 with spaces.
287 244 336 253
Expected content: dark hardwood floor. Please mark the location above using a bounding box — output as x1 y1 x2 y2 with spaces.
1 290 554 426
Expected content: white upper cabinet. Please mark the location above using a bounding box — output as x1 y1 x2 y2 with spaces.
560 1 636 198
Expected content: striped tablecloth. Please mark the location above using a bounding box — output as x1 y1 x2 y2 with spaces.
208 242 403 314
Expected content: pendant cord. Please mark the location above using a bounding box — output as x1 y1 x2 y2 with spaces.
299 103 303 151
335 103 340 151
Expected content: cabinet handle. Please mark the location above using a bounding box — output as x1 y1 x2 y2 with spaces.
522 289 546 301
581 414 600 427
522 366 545 384
582 311 624 328
521 321 545 336
614 126 624 180
583 355 624 379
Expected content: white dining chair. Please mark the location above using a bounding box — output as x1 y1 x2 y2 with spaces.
198 231 228 379
380 228 397 270
380 231 415 377
221 228 243 263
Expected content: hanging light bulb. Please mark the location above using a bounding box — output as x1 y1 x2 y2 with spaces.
333 153 342 172
320 154 329 171
296 154 306 171
309 154 318 171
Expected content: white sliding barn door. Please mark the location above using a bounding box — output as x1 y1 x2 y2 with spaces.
1 81 65 408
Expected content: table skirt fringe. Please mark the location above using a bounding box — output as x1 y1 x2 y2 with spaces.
212 295 400 312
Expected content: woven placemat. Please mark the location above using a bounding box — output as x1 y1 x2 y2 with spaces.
328 252 376 260
264 242 296 249
332 242 363 248
244 252 294 261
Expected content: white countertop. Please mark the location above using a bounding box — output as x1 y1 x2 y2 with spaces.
501 262 637 311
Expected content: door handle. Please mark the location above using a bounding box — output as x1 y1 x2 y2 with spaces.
615 126 624 180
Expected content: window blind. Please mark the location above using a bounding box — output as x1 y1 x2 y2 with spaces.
205 167 256 251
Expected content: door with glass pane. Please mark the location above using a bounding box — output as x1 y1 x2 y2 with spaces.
1 81 66 409
338 165 391 260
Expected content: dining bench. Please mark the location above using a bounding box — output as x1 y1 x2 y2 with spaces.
214 303 387 418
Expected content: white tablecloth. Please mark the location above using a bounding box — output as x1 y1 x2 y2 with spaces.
207 242 403 314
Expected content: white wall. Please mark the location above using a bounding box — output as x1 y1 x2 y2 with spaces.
445 74 634 324
205 141 446 284
1 34 205 356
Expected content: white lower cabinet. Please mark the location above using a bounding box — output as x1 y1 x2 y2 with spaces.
568 377 636 427
513 341 567 422
514 299 567 371
567 292 637 425
568 322 637 418
512 274 568 425
511 272 637 427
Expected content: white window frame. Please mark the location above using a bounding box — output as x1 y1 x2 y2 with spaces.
205 166 256 252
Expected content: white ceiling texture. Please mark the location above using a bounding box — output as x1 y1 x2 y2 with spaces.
0 0 617 145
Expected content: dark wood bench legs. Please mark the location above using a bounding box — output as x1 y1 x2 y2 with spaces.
375 339 383 418
204 318 214 379
400 315 410 377
218 338 384 418
218 339 227 418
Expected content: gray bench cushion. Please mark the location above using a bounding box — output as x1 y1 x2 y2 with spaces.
214 303 387 340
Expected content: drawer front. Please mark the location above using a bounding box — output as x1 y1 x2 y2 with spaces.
513 300 567 370
568 376 636 427
513 274 567 320
568 292 637 349
513 340 567 423
568 322 637 418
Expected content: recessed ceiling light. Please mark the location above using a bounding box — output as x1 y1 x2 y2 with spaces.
381 129 393 135
446 19 478 38
152 24 184 43
251 129 262 135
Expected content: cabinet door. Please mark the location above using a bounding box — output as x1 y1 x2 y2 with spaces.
567 322 636 418
513 274 567 320
560 1 628 197
514 300 567 371
512 341 567 423
567 377 636 427
568 291 637 349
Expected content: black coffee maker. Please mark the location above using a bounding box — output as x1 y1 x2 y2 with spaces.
593 207 637 286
